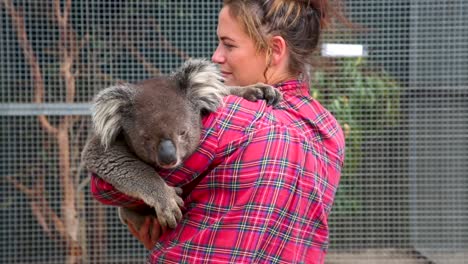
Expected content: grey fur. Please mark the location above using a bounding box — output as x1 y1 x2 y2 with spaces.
92 84 137 149
81 58 282 230
173 59 228 113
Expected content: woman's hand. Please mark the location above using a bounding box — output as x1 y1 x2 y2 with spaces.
127 216 166 250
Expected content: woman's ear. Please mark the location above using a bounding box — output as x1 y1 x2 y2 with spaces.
269 35 288 67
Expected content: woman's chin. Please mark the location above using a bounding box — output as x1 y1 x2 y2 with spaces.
224 78 241 87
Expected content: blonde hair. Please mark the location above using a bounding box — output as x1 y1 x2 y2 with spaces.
223 0 336 76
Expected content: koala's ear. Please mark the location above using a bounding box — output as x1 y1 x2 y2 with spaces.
172 58 227 114
92 84 136 149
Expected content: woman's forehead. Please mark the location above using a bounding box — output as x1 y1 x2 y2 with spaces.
217 6 245 40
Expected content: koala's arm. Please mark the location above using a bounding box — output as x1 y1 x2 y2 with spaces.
82 135 155 199
81 136 184 228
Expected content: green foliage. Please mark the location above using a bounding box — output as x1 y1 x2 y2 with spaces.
311 57 401 213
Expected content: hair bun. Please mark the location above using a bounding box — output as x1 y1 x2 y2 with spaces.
294 0 333 29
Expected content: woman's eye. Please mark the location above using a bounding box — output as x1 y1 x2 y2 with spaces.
223 43 235 49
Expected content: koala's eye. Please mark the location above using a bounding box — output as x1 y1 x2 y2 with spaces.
142 135 153 144
179 130 188 137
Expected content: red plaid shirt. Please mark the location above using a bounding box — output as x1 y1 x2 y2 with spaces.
90 79 345 264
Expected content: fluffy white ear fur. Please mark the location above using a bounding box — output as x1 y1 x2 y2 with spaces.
92 84 136 149
173 59 227 113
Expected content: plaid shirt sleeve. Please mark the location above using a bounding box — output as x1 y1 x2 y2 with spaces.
90 80 345 264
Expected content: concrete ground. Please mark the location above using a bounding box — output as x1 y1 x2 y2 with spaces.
325 248 467 264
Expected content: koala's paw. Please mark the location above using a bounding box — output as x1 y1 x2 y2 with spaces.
146 185 184 229
241 83 283 106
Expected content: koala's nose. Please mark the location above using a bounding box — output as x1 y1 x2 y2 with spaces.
157 139 177 166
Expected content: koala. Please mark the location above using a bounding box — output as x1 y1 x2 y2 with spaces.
81 59 282 230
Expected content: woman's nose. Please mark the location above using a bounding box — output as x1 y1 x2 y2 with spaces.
211 44 225 64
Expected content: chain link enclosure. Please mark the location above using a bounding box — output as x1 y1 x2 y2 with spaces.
1 1 467 263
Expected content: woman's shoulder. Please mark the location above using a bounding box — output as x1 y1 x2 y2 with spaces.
218 94 271 127
198 95 273 142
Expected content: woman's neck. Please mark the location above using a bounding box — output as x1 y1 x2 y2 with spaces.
266 72 300 85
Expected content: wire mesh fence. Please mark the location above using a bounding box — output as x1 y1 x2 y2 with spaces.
1 1 467 263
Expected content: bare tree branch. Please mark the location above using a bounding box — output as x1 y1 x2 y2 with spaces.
2 0 59 135
4 1 84 262
119 17 191 77
149 18 190 61
125 42 161 76
5 174 67 241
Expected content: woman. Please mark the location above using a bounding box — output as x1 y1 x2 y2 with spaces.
91 0 345 263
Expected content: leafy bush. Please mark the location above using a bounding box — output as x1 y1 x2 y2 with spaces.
311 57 401 213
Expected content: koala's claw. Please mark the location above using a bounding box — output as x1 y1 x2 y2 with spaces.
262 85 283 106
146 185 184 229
243 83 283 106
174 186 183 196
